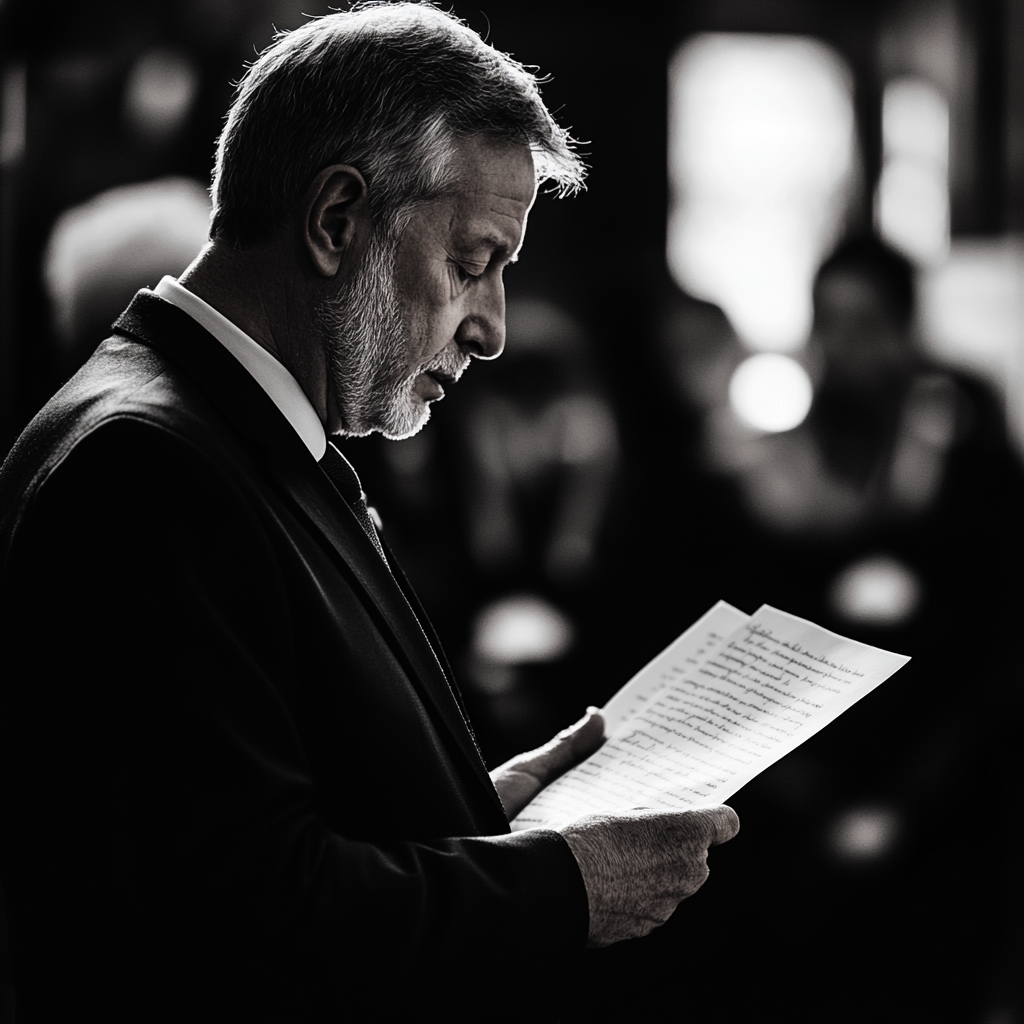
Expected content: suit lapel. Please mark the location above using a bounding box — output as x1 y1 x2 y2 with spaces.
377 531 469 723
267 445 499 802
113 291 504 819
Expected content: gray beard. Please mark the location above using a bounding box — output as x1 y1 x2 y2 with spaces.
317 230 473 440
316 231 422 440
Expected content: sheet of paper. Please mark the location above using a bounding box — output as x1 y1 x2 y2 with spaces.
601 600 750 733
512 604 910 830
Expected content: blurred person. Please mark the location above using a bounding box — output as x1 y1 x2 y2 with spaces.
659 292 745 426
606 287 748 657
0 6 739 1022
691 236 1024 603
454 297 621 760
43 176 212 378
726 237 973 536
459 298 619 593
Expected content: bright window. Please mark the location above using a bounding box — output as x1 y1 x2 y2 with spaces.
667 34 857 352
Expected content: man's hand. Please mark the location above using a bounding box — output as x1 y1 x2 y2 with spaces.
489 708 605 821
488 712 740 949
558 806 740 947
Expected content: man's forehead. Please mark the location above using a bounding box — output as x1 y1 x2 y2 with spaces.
444 144 536 254
449 206 528 253
449 137 537 206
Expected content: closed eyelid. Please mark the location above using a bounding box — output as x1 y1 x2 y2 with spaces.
472 252 519 274
447 256 483 279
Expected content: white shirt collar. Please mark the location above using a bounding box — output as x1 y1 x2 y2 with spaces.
153 275 327 461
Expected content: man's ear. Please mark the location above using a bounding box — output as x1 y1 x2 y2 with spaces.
302 164 371 278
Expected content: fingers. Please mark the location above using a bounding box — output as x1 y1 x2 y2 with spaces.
514 706 605 779
693 805 741 847
622 806 739 850
562 808 731 948
494 706 604 773
489 769 543 821
556 706 605 765
669 806 740 847
589 897 682 948
487 708 606 820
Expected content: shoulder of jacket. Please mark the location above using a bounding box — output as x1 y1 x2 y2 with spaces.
0 339 254 550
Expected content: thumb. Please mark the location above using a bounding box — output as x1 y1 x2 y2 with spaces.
494 706 604 787
541 706 605 775
490 708 605 820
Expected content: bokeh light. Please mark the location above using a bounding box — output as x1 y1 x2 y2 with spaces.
471 594 575 666
829 555 922 626
728 353 813 433
876 77 950 265
43 177 211 348
827 806 902 863
122 49 200 142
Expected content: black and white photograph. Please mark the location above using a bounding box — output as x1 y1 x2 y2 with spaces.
0 1 1020 1021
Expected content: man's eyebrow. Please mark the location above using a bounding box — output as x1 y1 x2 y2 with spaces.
460 234 519 263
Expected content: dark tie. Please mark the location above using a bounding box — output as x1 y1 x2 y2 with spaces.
320 443 480 750
319 442 389 567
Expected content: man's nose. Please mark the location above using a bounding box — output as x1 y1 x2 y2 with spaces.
456 276 505 359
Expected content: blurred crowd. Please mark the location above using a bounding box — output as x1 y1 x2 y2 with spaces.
2 1 1022 1022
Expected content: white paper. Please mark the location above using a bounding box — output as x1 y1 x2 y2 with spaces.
600 600 750 733
512 603 910 831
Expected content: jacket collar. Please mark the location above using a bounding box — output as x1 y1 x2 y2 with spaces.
112 290 506 826
152 274 327 461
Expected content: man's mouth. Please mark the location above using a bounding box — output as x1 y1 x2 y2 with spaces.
424 355 470 387
418 370 451 402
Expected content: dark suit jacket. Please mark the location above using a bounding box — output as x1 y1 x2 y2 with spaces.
0 291 587 1022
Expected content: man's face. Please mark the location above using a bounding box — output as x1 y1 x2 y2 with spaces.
320 136 537 439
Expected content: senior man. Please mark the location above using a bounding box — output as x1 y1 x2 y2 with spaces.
0 4 738 1020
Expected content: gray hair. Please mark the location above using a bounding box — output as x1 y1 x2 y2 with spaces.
210 2 586 246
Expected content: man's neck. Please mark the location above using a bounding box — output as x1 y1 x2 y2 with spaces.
179 239 333 428
178 241 282 356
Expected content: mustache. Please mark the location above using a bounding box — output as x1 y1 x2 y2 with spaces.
421 344 471 385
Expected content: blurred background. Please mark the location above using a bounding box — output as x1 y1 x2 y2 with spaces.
0 0 1021 1021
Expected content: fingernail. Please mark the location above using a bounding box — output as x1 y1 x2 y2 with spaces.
568 708 596 730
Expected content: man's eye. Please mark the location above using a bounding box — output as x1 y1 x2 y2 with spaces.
449 259 480 283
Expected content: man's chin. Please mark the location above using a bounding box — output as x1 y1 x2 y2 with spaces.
377 400 432 441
